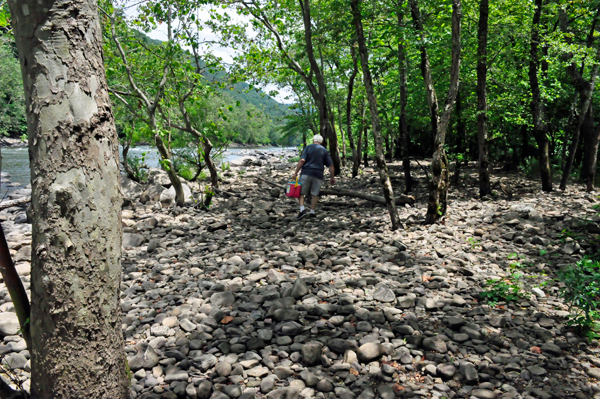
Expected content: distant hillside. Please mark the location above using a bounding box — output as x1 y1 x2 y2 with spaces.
138 31 290 123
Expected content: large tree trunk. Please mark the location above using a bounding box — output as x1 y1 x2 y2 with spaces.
398 1 412 193
528 0 552 192
477 0 491 196
351 0 401 230
410 0 462 223
9 0 129 396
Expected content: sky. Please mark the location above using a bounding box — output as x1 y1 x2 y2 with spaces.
126 4 295 104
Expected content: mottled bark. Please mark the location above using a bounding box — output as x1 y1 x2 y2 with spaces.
9 0 129 396
398 1 412 192
410 0 462 223
528 0 552 192
351 0 401 230
477 0 491 196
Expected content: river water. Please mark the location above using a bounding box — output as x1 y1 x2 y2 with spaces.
0 145 296 194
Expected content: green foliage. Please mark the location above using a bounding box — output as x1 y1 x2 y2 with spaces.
480 273 530 307
127 152 149 182
0 34 26 137
559 229 585 243
467 237 481 249
558 258 600 340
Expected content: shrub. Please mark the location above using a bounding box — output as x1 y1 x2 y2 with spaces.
558 257 600 339
480 272 529 307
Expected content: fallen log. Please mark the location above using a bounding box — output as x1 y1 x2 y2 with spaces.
255 177 415 206
319 188 415 205
0 197 31 210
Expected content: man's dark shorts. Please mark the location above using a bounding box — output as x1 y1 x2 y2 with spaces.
300 175 322 196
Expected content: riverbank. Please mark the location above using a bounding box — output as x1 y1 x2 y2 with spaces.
1 160 600 399
0 137 27 148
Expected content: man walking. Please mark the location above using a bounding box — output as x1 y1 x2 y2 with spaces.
292 134 335 219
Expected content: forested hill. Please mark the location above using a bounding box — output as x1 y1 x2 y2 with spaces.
139 31 290 123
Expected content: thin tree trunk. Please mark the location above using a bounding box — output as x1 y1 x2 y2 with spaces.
202 141 219 189
560 71 598 190
351 0 401 230
337 102 347 167
9 0 129 396
452 90 464 185
122 138 139 183
477 0 491 196
410 0 462 223
528 0 552 191
353 102 365 178
298 0 341 175
398 2 412 192
582 104 597 183
363 127 369 167
155 132 185 206
347 45 359 176
587 121 600 191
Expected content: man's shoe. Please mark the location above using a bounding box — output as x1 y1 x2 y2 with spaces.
297 210 308 220
309 213 316 218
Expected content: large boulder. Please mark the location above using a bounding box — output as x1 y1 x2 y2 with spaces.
121 176 144 201
123 233 146 248
160 184 193 207
0 312 20 336
140 184 166 204
147 168 172 186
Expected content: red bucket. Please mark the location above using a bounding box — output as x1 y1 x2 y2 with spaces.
286 178 302 198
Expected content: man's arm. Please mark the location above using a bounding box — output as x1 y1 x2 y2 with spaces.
329 165 335 185
293 159 306 178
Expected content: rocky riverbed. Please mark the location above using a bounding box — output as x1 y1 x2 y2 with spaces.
1 160 600 399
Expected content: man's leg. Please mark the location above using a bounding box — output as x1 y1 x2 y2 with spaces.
297 176 309 219
309 178 322 216
310 195 319 211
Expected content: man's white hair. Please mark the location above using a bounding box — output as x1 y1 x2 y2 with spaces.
312 134 324 143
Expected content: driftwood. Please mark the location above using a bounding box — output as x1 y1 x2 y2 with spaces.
319 188 414 205
255 177 415 205
0 197 31 211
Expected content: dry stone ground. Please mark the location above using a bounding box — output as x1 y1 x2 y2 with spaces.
2 160 600 399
